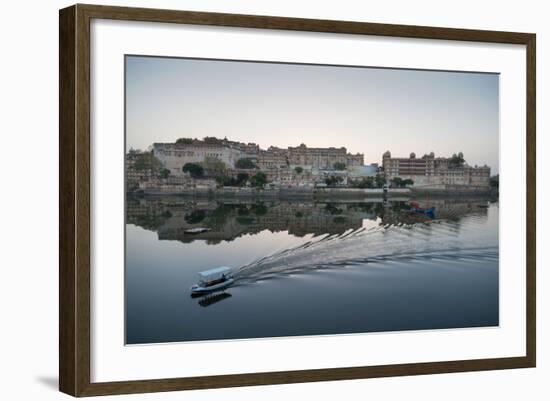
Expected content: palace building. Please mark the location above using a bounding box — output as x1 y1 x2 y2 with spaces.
287 143 364 169
153 139 365 177
382 151 490 187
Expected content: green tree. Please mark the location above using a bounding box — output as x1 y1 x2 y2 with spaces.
236 173 249 186
333 162 346 171
182 163 204 178
325 203 343 215
208 204 233 225
175 137 193 145
390 177 413 188
251 202 268 215
215 173 249 187
215 175 234 186
237 206 250 215
391 177 404 188
351 176 375 188
235 158 257 169
159 168 171 179
490 175 499 189
203 136 222 144
133 152 163 174
184 210 206 224
374 174 386 188
294 166 304 174
250 172 267 188
325 176 344 187
450 152 465 167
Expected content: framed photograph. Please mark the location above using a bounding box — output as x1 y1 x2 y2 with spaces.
59 4 536 397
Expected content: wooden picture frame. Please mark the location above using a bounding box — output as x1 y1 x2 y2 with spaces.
59 3 536 397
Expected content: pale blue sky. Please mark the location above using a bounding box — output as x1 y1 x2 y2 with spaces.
126 56 499 173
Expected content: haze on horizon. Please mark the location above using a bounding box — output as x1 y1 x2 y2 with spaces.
126 55 499 173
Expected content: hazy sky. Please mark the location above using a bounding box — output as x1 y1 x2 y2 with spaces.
126 55 499 173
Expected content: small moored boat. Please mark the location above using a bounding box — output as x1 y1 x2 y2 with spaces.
411 206 435 215
184 227 211 234
409 201 435 217
191 266 234 294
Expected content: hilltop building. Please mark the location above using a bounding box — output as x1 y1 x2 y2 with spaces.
257 146 288 170
130 138 492 194
153 140 243 176
153 139 365 177
382 151 490 187
287 143 363 169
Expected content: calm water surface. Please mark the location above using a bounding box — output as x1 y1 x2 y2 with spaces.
125 197 499 344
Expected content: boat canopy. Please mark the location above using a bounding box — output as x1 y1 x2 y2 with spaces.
198 266 232 281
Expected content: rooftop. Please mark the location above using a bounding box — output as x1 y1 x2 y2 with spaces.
198 266 232 279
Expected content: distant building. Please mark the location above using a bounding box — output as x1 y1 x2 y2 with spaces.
346 153 365 167
153 141 244 176
257 146 288 170
383 151 435 183
382 150 490 187
288 143 364 169
125 151 157 190
226 140 260 161
152 139 365 179
468 165 491 186
130 138 494 193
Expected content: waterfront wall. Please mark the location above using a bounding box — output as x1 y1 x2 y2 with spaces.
139 184 495 198
411 184 492 195
141 186 411 198
314 188 410 197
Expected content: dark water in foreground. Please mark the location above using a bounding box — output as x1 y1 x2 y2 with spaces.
125 197 499 344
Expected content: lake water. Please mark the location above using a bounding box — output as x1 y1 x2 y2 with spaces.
125 196 499 344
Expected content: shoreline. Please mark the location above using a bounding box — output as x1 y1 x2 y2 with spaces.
130 186 495 200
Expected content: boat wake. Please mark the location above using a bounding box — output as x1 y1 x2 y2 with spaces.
234 216 498 284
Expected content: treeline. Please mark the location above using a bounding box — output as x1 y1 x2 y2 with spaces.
348 175 387 189
181 158 268 188
348 176 413 189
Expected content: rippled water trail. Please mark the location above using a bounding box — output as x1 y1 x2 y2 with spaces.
236 211 498 284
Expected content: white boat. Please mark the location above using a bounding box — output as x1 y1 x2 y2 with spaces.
191 266 234 294
184 227 211 234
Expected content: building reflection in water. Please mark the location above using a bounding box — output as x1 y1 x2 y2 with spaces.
126 195 494 244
